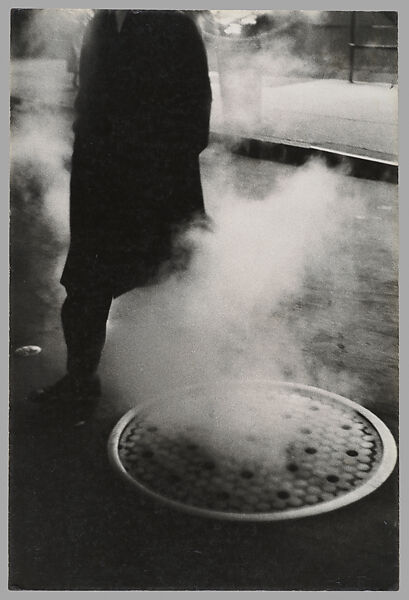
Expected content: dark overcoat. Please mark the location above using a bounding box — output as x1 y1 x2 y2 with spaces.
61 10 212 297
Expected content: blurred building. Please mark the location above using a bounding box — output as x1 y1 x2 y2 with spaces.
10 9 397 84
199 10 397 84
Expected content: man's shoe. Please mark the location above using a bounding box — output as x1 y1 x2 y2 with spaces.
28 374 101 425
29 374 101 405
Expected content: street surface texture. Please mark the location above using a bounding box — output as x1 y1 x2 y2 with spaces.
9 59 398 590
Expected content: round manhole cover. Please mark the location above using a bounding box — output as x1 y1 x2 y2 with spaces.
108 381 397 521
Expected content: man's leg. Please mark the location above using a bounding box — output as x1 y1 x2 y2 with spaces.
30 285 112 414
61 286 113 383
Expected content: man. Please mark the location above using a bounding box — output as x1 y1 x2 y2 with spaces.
30 10 212 421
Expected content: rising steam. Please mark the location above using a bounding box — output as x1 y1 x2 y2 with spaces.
11 9 388 468
101 152 362 467
104 156 357 397
17 8 93 58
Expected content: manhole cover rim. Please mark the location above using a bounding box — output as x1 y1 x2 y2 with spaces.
107 380 397 522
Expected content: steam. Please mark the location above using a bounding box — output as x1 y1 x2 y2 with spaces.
10 9 396 470
18 8 93 58
179 160 343 324
11 111 71 243
204 11 326 132
10 11 79 307
10 9 85 335
10 68 72 357
102 153 362 469
139 382 306 470
94 150 370 469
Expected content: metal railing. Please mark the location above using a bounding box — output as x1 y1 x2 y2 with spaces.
349 11 397 83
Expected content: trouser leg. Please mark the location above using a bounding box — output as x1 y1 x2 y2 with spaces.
61 287 113 381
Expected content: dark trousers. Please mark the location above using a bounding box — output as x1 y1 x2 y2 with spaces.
61 287 113 381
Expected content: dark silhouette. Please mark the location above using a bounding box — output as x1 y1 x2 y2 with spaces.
30 9 212 420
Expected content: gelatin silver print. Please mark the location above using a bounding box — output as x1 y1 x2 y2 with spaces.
9 8 399 591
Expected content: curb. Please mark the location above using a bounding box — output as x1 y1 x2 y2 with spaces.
10 94 398 184
210 132 398 184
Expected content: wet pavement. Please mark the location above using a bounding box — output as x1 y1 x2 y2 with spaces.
9 59 399 590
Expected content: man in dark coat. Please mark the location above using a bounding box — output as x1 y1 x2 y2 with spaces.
31 10 212 418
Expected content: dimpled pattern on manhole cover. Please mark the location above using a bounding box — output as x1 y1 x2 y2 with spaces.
108 381 397 521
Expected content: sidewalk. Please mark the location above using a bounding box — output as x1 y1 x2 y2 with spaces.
10 59 398 167
210 72 398 166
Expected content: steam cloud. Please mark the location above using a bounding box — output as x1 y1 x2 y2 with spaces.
18 8 93 58
204 11 326 132
104 156 356 396
11 9 385 468
10 123 70 324
101 152 362 469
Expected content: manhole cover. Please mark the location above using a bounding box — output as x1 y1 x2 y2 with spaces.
108 381 397 521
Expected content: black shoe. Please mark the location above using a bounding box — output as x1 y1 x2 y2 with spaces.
28 374 101 425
